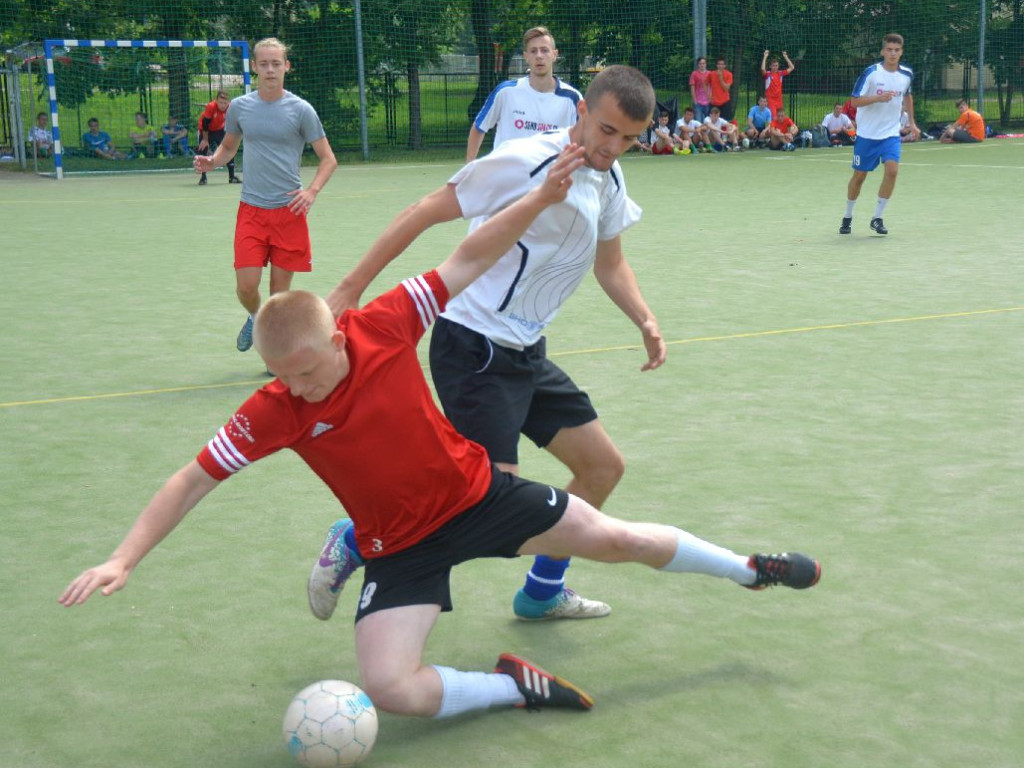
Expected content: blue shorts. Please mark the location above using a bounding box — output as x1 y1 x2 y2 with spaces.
852 136 901 172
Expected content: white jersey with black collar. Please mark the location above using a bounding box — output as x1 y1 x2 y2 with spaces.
473 76 581 150
444 128 642 349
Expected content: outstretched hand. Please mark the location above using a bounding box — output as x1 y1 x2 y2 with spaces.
193 154 215 174
59 560 131 607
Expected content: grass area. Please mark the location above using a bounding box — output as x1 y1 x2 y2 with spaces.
2 138 1023 768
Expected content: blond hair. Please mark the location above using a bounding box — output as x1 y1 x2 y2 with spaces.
523 26 555 51
253 291 335 360
253 37 289 58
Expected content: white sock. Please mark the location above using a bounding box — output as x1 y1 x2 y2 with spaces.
659 528 755 586
845 199 856 218
433 666 523 718
874 197 889 218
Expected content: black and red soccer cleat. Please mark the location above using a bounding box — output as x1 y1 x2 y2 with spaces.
746 552 821 590
495 653 594 711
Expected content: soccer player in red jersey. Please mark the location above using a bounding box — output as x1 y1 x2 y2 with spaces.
760 49 795 118
60 146 821 721
196 90 238 185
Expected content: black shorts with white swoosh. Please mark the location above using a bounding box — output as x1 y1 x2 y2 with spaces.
354 465 567 621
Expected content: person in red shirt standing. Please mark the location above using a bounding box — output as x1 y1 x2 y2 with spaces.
60 146 821 722
709 57 734 121
761 49 795 118
196 90 239 186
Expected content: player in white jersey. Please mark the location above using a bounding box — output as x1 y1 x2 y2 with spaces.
466 26 582 162
839 33 920 236
322 65 664 624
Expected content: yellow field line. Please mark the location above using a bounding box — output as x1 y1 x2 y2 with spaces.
2 306 1020 409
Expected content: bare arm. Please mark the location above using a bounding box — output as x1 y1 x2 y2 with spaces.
436 145 585 299
466 125 487 163
286 136 339 214
902 92 920 139
326 184 464 316
193 132 241 173
59 461 221 606
783 51 795 74
760 50 769 75
592 237 666 372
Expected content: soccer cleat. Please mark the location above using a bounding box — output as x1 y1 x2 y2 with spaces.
308 518 363 621
229 175 242 184
745 552 821 591
198 174 207 185
495 653 594 711
839 217 852 235
870 217 888 235
513 587 611 621
236 315 254 352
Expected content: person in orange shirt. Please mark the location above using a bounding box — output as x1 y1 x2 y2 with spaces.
709 57 734 120
940 99 985 143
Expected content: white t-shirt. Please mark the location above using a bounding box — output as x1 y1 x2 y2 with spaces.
473 76 581 151
851 62 914 140
821 112 853 132
676 118 703 136
445 128 642 349
703 116 729 135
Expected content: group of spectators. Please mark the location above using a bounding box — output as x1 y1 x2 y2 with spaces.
27 92 238 163
634 49 987 157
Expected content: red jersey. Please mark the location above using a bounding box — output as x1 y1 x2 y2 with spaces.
196 271 494 558
771 116 796 133
764 71 787 104
199 100 227 133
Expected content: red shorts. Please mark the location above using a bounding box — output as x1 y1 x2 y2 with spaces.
233 202 312 272
652 144 674 155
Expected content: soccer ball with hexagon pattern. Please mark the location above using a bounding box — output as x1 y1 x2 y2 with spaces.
283 680 378 767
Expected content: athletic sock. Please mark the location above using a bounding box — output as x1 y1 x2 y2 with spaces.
659 528 755 586
845 199 856 218
874 197 889 218
343 523 363 564
433 666 523 718
521 555 569 602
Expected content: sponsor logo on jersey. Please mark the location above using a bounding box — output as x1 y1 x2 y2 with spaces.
227 413 255 443
514 119 562 132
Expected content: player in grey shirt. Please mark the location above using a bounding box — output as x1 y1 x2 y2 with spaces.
194 37 337 357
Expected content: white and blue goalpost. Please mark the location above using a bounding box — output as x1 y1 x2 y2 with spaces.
43 38 251 179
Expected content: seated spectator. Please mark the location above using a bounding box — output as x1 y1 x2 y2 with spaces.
768 108 798 151
162 115 191 156
822 103 855 146
898 111 917 143
940 99 985 143
29 112 53 158
634 119 656 152
672 106 701 154
650 111 675 155
745 96 772 147
704 106 740 151
82 117 126 160
841 98 858 126
128 112 158 158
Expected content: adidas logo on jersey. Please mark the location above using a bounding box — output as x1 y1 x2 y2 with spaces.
311 422 334 438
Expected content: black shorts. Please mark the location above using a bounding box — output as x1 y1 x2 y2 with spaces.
354 466 568 621
429 317 598 465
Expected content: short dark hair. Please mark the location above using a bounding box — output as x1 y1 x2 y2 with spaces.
584 65 655 122
956 98 969 108
883 33 904 47
87 117 99 125
716 57 726 65
36 111 47 119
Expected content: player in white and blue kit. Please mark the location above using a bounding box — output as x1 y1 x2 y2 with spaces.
466 26 582 162
840 33 920 235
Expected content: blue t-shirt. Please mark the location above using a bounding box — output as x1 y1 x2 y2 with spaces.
747 105 772 129
83 131 112 151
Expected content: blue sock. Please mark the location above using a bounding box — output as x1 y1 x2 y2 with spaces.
343 523 363 564
521 556 569 602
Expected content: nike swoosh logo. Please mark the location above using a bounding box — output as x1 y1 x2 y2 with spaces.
318 528 344 567
547 487 558 506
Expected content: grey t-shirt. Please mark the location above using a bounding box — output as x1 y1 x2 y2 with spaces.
225 90 326 209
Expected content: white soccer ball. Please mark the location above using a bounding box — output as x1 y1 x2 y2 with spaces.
742 137 750 149
283 680 378 768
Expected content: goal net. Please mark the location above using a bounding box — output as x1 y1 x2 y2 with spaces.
42 39 251 178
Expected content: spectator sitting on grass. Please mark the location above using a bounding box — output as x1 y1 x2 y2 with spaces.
82 118 126 160
939 99 986 144
162 115 191 156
